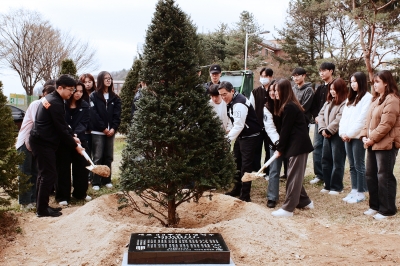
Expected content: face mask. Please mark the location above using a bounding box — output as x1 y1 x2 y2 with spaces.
260 77 270 85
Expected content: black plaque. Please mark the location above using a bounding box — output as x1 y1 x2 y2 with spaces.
128 233 230 264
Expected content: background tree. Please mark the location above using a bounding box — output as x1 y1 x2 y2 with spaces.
0 8 97 95
59 58 77 78
120 0 236 227
0 82 28 206
118 59 142 135
341 0 400 82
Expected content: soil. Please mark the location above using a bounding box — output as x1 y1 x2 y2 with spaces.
1 191 399 266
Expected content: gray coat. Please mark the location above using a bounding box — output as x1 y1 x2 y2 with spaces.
292 82 314 123
317 100 346 136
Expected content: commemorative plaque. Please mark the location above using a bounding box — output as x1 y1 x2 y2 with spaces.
128 233 230 264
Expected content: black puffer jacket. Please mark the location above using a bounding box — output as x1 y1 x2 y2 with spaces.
65 100 90 147
89 91 121 132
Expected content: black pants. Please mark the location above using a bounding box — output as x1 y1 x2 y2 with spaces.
56 144 89 202
30 139 57 215
233 135 259 201
252 131 270 173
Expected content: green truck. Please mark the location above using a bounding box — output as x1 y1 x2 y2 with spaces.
220 70 254 99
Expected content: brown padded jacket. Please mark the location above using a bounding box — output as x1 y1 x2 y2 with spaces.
360 94 400 150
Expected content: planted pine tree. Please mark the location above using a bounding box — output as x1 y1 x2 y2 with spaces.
120 0 235 227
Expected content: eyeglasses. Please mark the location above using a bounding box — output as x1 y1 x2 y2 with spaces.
291 75 303 80
104 77 113 81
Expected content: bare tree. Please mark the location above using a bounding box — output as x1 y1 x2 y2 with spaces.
341 0 400 82
0 8 98 95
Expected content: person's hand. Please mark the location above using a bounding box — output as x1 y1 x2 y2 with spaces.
107 128 115 137
322 130 330 138
341 134 350 142
363 137 374 147
274 150 281 158
73 137 81 145
103 128 110 135
314 117 319 124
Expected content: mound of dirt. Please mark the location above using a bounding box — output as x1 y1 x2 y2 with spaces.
0 193 309 265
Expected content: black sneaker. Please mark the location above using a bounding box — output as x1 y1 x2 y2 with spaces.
36 207 62 217
225 190 241 197
239 197 251 202
267 200 277 208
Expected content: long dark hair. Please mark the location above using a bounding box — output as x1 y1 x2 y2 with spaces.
265 79 276 112
96 71 117 101
79 73 97 94
274 79 304 116
66 82 88 107
373 70 400 105
327 78 347 105
347 72 368 106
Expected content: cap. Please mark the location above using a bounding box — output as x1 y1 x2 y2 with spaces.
209 64 221 74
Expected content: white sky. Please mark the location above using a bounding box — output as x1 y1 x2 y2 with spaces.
0 0 290 98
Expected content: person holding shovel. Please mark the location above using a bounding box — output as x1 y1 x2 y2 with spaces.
30 75 84 217
271 79 314 217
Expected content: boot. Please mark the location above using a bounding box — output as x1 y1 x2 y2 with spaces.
225 182 242 197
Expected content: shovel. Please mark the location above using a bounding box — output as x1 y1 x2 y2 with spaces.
242 154 278 182
79 146 111 178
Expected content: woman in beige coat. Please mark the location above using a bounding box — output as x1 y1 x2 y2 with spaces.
360 70 400 220
317 78 347 195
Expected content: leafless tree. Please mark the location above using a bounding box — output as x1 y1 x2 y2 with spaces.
0 8 98 95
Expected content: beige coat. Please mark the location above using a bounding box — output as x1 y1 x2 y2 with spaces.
317 100 346 136
360 94 400 150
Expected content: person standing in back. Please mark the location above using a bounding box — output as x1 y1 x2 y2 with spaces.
249 68 273 177
291 67 314 126
309 62 335 185
204 64 222 95
90 71 121 191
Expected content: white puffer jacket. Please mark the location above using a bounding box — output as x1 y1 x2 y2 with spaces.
339 92 372 139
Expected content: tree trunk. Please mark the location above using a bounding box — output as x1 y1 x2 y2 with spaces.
167 196 177 227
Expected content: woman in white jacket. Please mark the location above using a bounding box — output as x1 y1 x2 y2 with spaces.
339 72 372 203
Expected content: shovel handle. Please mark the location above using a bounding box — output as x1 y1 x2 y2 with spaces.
78 145 95 166
256 154 278 175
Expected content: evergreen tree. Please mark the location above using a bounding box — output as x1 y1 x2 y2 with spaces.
0 82 27 206
120 0 236 227
59 58 77 78
118 59 142 135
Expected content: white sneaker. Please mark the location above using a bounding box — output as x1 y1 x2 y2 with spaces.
342 192 355 202
373 213 388 220
305 201 314 209
328 190 343 195
320 188 330 193
364 208 378 216
310 177 322 184
271 208 293 217
264 175 269 181
85 195 92 201
59 201 68 206
92 186 100 191
105 183 113 189
347 193 365 204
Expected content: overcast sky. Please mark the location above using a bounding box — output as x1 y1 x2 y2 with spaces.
0 0 290 98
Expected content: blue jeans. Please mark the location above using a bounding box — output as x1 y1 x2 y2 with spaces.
322 134 346 191
345 139 367 192
366 146 398 216
313 124 323 179
267 149 283 201
17 144 37 204
91 134 114 186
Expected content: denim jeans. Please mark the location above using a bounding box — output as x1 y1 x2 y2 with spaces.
17 144 37 204
91 134 114 186
345 139 367 192
366 146 398 216
322 134 346 191
313 124 323 179
266 149 283 201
